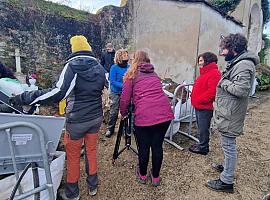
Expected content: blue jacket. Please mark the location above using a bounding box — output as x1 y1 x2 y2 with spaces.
109 64 129 94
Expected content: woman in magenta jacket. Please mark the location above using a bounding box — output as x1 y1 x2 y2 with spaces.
120 50 173 186
189 52 221 155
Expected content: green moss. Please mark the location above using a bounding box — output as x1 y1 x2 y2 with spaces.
7 0 90 21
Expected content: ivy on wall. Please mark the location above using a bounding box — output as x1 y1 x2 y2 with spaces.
209 0 241 14
259 34 270 62
210 0 270 25
262 0 270 25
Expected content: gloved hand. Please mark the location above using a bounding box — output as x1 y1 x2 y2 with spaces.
9 95 23 106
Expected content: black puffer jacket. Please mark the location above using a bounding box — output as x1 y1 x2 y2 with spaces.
100 50 115 73
17 51 105 123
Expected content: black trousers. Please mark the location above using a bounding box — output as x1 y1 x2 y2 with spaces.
195 109 213 152
135 121 170 178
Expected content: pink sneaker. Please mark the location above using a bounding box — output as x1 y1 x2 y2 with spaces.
150 173 161 187
136 166 147 184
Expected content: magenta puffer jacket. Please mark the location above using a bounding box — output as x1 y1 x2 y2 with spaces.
120 63 174 126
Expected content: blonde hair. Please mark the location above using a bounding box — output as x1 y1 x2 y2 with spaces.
114 49 128 65
123 50 150 82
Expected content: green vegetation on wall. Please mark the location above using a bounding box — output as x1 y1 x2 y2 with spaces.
259 34 270 63
209 0 241 14
262 0 270 25
210 0 270 26
256 63 270 90
257 34 270 91
257 73 270 90
7 0 90 21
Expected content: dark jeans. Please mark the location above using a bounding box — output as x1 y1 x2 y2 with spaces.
108 93 120 133
135 121 170 178
195 109 213 152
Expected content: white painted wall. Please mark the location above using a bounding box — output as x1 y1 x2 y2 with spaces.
132 0 245 82
199 5 244 71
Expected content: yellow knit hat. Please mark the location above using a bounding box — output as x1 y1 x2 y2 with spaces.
70 35 92 53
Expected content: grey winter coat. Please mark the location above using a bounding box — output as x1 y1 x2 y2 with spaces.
214 51 259 137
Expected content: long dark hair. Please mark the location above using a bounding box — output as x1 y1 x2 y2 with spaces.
0 61 16 79
198 52 218 66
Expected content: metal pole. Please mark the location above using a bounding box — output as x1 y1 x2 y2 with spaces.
6 128 23 194
169 84 182 141
14 185 47 200
188 107 194 136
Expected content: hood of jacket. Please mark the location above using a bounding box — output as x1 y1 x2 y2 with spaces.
66 51 104 82
138 62 154 73
228 51 259 68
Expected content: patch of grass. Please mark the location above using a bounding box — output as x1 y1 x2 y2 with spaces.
7 0 90 21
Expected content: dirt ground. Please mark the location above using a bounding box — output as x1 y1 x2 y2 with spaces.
58 91 270 200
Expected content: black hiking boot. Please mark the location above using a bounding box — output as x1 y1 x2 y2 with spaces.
206 179 234 193
188 144 208 155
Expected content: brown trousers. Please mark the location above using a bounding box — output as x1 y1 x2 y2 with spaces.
64 132 98 183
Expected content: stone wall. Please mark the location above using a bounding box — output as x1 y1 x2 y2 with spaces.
132 0 244 82
231 0 263 54
0 0 262 87
99 2 133 51
0 1 131 88
198 3 244 72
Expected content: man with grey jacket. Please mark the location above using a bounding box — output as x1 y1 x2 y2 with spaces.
206 33 259 193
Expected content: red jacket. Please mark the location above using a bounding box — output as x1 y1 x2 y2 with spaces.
191 62 221 110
